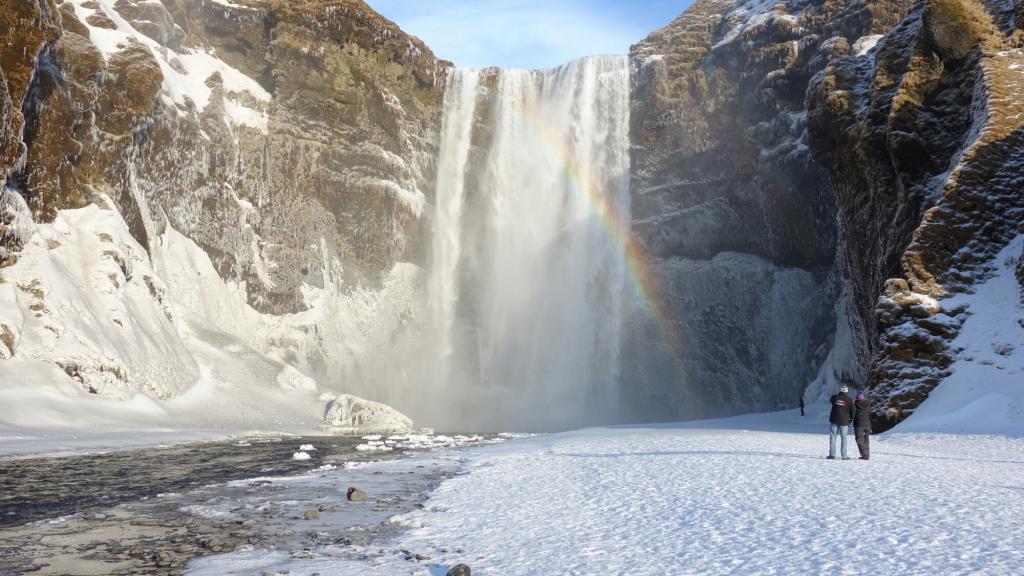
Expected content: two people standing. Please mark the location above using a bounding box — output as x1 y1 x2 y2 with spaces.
827 385 871 460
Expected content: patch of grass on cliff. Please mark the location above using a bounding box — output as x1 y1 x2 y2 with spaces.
922 0 993 60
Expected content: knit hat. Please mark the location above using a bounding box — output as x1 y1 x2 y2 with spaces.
839 385 849 393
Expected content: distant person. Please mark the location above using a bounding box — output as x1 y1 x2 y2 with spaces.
799 395 805 416
827 385 855 460
854 392 872 460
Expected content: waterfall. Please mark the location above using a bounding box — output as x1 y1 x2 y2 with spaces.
425 56 631 431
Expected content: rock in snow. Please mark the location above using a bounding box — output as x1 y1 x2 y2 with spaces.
447 564 471 576
321 394 414 435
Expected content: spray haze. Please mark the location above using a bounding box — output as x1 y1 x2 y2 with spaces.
413 56 632 432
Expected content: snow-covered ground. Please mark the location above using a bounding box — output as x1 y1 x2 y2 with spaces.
184 410 1024 576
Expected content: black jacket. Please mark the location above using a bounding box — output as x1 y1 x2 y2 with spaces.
829 392 855 426
854 398 872 431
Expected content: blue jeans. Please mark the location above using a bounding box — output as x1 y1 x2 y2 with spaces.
829 424 849 458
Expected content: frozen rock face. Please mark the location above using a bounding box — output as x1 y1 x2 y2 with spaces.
321 393 414 434
0 190 198 398
807 0 1024 429
625 0 914 420
0 0 60 190
8 0 446 310
0 0 446 405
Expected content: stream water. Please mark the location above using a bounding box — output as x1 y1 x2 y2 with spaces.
0 434 500 575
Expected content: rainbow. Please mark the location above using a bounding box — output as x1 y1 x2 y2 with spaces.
516 97 684 362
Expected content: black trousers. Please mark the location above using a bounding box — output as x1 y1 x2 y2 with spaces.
855 427 870 459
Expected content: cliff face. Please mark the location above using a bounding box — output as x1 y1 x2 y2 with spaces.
808 0 1024 428
8 0 446 306
627 0 1023 425
3 0 1021 428
0 0 447 402
626 0 914 419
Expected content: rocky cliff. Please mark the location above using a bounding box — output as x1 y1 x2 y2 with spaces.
2 0 1021 431
808 0 1024 428
1 0 447 409
629 0 1024 426
626 0 914 420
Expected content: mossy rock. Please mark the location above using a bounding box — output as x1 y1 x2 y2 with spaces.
922 0 985 61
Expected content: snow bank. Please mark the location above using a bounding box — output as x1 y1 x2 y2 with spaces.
321 394 414 434
277 365 318 393
0 198 198 399
896 236 1024 435
0 198 419 455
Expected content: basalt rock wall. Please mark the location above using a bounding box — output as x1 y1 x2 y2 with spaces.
629 0 1024 425
625 0 914 420
808 0 1024 428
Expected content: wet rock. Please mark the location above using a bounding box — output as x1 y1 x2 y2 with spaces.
112 0 185 50
347 487 367 502
127 546 145 558
155 550 176 567
304 508 320 520
201 538 225 552
448 564 472 576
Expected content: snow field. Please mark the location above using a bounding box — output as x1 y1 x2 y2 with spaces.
377 420 1024 575
176 415 1024 575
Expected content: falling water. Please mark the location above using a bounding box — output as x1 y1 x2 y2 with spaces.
425 56 631 431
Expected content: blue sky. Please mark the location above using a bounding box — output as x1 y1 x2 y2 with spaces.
366 0 694 69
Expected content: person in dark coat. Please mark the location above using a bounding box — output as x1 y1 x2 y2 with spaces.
799 395 805 416
827 385 855 459
853 392 872 460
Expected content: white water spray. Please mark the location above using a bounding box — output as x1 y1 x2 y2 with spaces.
423 56 631 431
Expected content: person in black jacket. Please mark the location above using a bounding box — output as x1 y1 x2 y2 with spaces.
827 385 855 460
799 395 805 417
853 392 872 460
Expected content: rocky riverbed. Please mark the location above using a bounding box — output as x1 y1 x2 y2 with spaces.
0 433 504 575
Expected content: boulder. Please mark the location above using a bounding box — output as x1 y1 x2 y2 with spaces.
321 394 413 435
346 487 366 502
